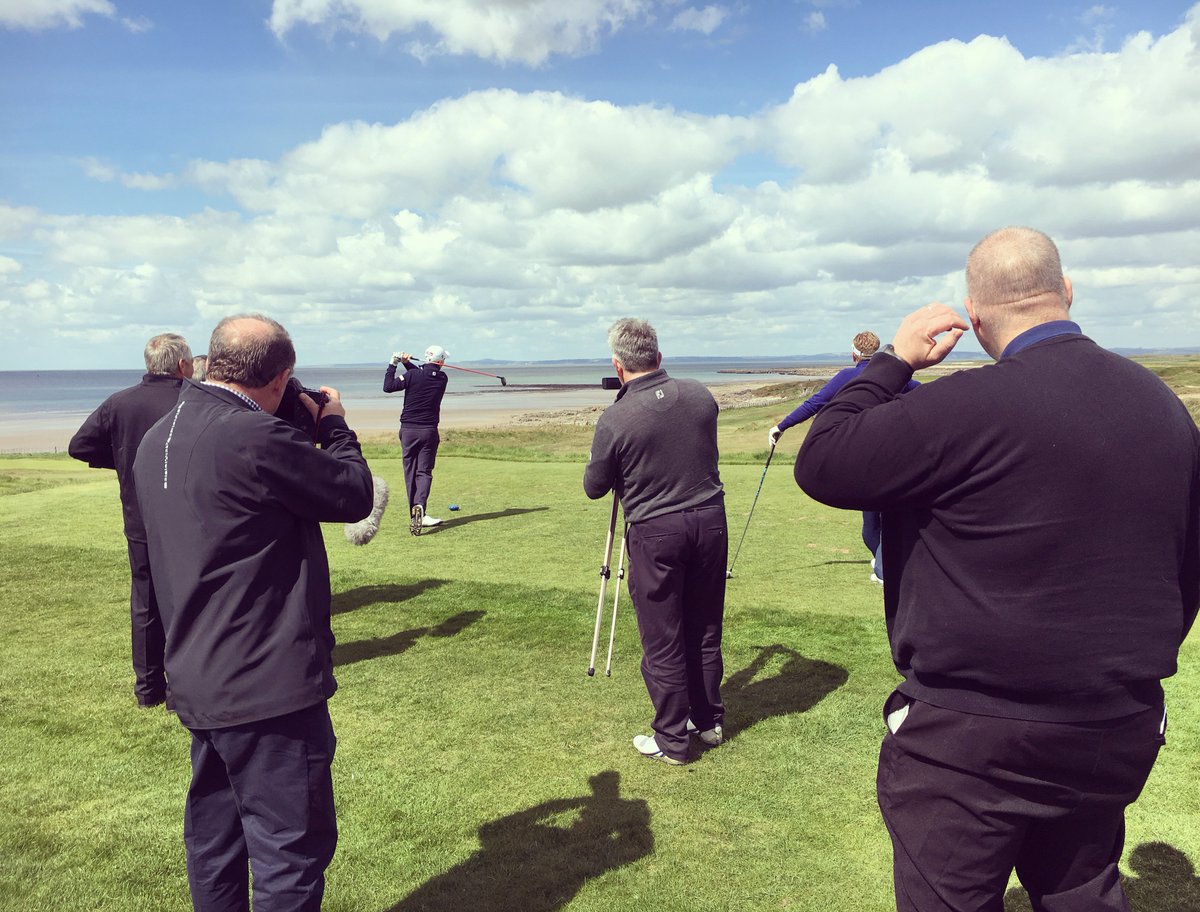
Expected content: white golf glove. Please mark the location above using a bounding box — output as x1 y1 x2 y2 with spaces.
768 425 783 447
390 352 403 366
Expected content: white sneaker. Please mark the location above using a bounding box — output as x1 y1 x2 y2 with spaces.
633 734 684 765
870 573 883 584
686 719 724 746
421 515 442 527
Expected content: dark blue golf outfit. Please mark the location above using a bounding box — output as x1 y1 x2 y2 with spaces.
384 360 448 510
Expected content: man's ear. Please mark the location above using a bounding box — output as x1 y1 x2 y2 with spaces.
655 351 663 369
964 297 982 331
270 369 291 396
1063 275 1073 311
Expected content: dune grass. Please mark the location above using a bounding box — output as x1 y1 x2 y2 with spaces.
1 371 1198 911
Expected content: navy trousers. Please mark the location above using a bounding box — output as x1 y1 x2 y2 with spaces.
625 497 727 762
126 537 167 705
861 511 884 579
399 425 439 509
184 702 338 912
877 694 1164 912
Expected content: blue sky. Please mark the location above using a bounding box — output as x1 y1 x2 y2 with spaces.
1 0 1198 368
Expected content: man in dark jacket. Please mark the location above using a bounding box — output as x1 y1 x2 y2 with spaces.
133 314 373 912
69 332 193 707
384 345 450 535
795 227 1200 912
584 318 727 766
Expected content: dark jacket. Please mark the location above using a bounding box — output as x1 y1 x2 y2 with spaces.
132 381 374 729
583 369 723 523
795 334 1200 722
68 373 185 541
383 361 448 427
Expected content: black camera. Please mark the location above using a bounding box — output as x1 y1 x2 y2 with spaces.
276 377 329 439
601 377 621 390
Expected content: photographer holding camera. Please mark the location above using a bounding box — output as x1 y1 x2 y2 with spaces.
133 314 374 912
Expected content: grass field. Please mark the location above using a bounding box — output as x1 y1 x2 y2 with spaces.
1 379 1198 911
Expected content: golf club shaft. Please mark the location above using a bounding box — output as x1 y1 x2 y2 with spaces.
408 358 507 385
728 443 775 575
604 527 628 677
588 496 620 675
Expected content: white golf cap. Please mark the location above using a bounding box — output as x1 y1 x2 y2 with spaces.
425 345 449 362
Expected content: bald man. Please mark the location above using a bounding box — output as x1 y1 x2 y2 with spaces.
134 314 373 912
796 227 1199 912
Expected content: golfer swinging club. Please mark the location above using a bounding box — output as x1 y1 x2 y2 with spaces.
384 345 450 535
584 318 728 765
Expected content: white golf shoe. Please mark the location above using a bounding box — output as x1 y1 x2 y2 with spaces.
633 734 684 765
421 515 442 527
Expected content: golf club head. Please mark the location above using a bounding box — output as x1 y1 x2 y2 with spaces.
726 569 733 579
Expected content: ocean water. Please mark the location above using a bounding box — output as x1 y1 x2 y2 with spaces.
0 359 834 451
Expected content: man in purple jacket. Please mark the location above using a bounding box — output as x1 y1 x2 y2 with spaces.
796 227 1200 912
769 330 919 582
134 314 373 912
69 332 193 708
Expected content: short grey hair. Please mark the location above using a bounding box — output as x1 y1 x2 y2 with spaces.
966 227 1066 308
206 314 295 388
607 318 659 373
144 333 192 376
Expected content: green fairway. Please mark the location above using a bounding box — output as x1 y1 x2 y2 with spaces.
2 381 1198 911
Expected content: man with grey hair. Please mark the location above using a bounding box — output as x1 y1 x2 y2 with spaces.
69 331 193 708
584 318 728 765
796 227 1199 911
134 314 373 911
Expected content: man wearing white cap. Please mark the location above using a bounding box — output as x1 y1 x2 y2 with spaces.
384 345 450 535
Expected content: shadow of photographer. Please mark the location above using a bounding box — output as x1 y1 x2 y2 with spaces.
1003 842 1200 911
722 644 849 741
334 609 485 667
384 770 652 912
332 580 449 616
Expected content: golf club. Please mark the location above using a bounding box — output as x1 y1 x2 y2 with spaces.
587 496 619 676
603 526 628 677
727 442 775 578
410 357 507 386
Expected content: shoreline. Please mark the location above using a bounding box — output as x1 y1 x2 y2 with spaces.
0 377 803 454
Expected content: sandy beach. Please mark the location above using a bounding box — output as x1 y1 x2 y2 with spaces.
0 376 805 454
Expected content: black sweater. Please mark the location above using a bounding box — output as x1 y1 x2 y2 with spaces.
796 335 1200 722
133 381 374 729
383 361 448 427
583 369 723 523
68 373 184 541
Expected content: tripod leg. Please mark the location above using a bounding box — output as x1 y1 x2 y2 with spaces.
588 496 619 676
604 526 628 677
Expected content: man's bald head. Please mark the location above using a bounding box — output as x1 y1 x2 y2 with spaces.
206 314 295 388
965 227 1072 356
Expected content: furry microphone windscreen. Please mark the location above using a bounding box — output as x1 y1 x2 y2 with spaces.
344 475 389 546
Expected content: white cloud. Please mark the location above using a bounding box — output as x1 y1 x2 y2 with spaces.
81 157 176 190
805 11 827 33
121 14 152 33
0 0 114 30
670 5 728 35
268 0 655 65
4 9 1200 366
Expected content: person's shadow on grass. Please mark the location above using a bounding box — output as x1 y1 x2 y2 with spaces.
332 580 449 616
423 506 549 534
1003 842 1200 911
722 643 848 741
334 609 484 666
384 770 652 912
